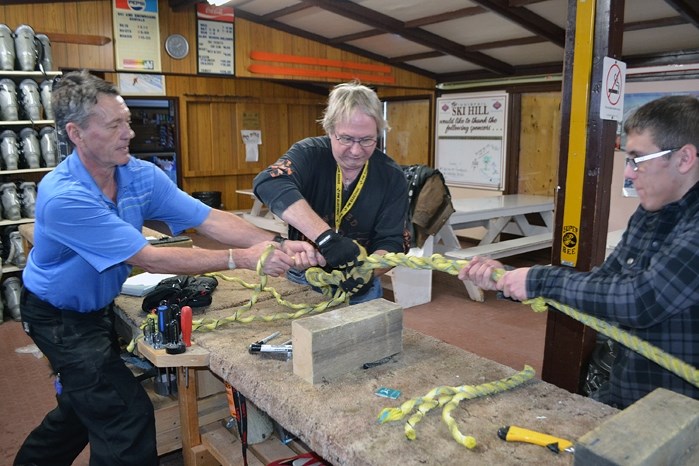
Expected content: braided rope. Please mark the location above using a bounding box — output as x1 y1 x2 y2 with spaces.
128 248 699 390
377 365 535 448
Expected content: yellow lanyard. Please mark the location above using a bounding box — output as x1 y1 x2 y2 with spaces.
334 162 369 232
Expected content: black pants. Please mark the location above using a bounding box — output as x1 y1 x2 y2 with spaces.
14 290 157 466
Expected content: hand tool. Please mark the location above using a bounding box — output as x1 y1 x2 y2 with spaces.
497 425 574 454
254 331 280 345
249 343 293 353
180 305 192 347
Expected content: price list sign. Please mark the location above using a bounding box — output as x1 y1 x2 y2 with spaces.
196 3 235 75
113 0 161 72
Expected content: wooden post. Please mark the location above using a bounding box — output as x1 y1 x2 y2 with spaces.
543 0 625 393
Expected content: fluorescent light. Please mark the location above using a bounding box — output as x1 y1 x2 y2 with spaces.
207 0 230 5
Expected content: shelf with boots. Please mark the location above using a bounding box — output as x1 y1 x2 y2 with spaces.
0 65 61 274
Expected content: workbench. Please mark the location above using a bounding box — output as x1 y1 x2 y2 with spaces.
116 269 617 466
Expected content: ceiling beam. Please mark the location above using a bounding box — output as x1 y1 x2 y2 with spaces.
260 3 313 21
404 6 487 29
232 8 437 80
664 0 699 28
301 0 514 75
469 0 566 46
623 16 688 31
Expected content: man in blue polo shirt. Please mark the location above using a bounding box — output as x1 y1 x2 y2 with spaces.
14 70 322 466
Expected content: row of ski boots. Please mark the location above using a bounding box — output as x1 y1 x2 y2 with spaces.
0 77 54 122
0 275 23 322
0 24 53 73
0 181 37 220
0 127 58 170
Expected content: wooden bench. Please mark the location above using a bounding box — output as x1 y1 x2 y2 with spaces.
444 232 553 301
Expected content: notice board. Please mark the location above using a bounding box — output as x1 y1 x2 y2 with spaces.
435 92 508 189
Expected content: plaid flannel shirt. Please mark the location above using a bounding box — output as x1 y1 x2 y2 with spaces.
527 181 699 408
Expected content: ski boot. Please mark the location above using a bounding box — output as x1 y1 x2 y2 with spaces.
19 127 41 169
39 127 57 167
0 129 20 170
40 80 54 120
0 24 15 71
13 24 37 72
20 181 36 219
0 78 19 121
36 34 53 73
7 230 26 267
19 79 42 121
3 276 21 321
0 183 21 220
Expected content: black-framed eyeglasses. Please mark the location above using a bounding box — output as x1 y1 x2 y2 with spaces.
334 134 377 148
625 148 681 172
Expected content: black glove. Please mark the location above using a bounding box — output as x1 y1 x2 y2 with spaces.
339 271 374 296
315 229 360 269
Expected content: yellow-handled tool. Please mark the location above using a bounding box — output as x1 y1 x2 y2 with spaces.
497 425 575 454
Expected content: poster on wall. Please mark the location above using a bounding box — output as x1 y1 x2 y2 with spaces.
435 92 508 189
112 0 161 72
196 3 235 75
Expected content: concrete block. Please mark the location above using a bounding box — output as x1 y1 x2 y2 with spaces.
575 388 699 466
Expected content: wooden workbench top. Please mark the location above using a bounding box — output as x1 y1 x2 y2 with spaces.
116 269 617 466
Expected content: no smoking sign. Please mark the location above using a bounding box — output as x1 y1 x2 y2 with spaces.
600 57 626 121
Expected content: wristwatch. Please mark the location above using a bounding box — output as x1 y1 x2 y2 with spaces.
165 34 189 60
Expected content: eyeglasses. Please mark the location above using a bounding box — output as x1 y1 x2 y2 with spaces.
625 148 681 172
334 134 377 148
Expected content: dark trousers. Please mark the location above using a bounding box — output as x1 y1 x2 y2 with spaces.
14 290 157 466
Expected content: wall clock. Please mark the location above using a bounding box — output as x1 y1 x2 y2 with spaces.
165 34 189 60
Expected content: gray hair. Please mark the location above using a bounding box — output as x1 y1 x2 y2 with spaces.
320 80 390 135
624 94 699 150
51 70 120 144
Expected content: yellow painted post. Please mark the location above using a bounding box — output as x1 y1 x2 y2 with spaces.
560 0 596 267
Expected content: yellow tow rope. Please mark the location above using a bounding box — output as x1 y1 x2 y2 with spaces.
128 244 699 391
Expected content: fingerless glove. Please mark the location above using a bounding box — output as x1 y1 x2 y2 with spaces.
315 229 360 269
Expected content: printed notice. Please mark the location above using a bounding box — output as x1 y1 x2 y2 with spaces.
197 4 235 75
113 0 161 72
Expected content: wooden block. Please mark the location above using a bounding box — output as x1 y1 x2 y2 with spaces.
292 298 403 384
197 368 225 399
137 340 210 367
575 388 699 466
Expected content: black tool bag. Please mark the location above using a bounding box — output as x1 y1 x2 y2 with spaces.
141 275 218 313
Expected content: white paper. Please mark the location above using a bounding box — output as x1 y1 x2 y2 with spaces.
242 130 261 162
121 272 176 297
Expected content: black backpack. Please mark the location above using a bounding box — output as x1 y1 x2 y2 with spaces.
141 275 218 313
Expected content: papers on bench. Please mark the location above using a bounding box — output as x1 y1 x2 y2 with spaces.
121 272 176 297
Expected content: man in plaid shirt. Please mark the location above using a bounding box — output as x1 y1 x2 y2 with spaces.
460 95 699 409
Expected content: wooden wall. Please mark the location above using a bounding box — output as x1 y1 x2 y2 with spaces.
1 1 561 206
1 0 436 212
517 93 561 196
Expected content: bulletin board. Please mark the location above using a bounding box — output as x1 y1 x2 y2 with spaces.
435 92 508 189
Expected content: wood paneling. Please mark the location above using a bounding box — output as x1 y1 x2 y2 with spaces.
385 99 432 167
517 93 560 195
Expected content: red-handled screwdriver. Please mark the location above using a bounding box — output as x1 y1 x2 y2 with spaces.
180 305 192 347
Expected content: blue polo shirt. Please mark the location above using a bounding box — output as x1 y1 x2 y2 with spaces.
23 152 210 312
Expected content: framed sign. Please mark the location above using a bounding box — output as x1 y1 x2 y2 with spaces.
113 0 161 72
435 92 508 189
196 3 235 75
